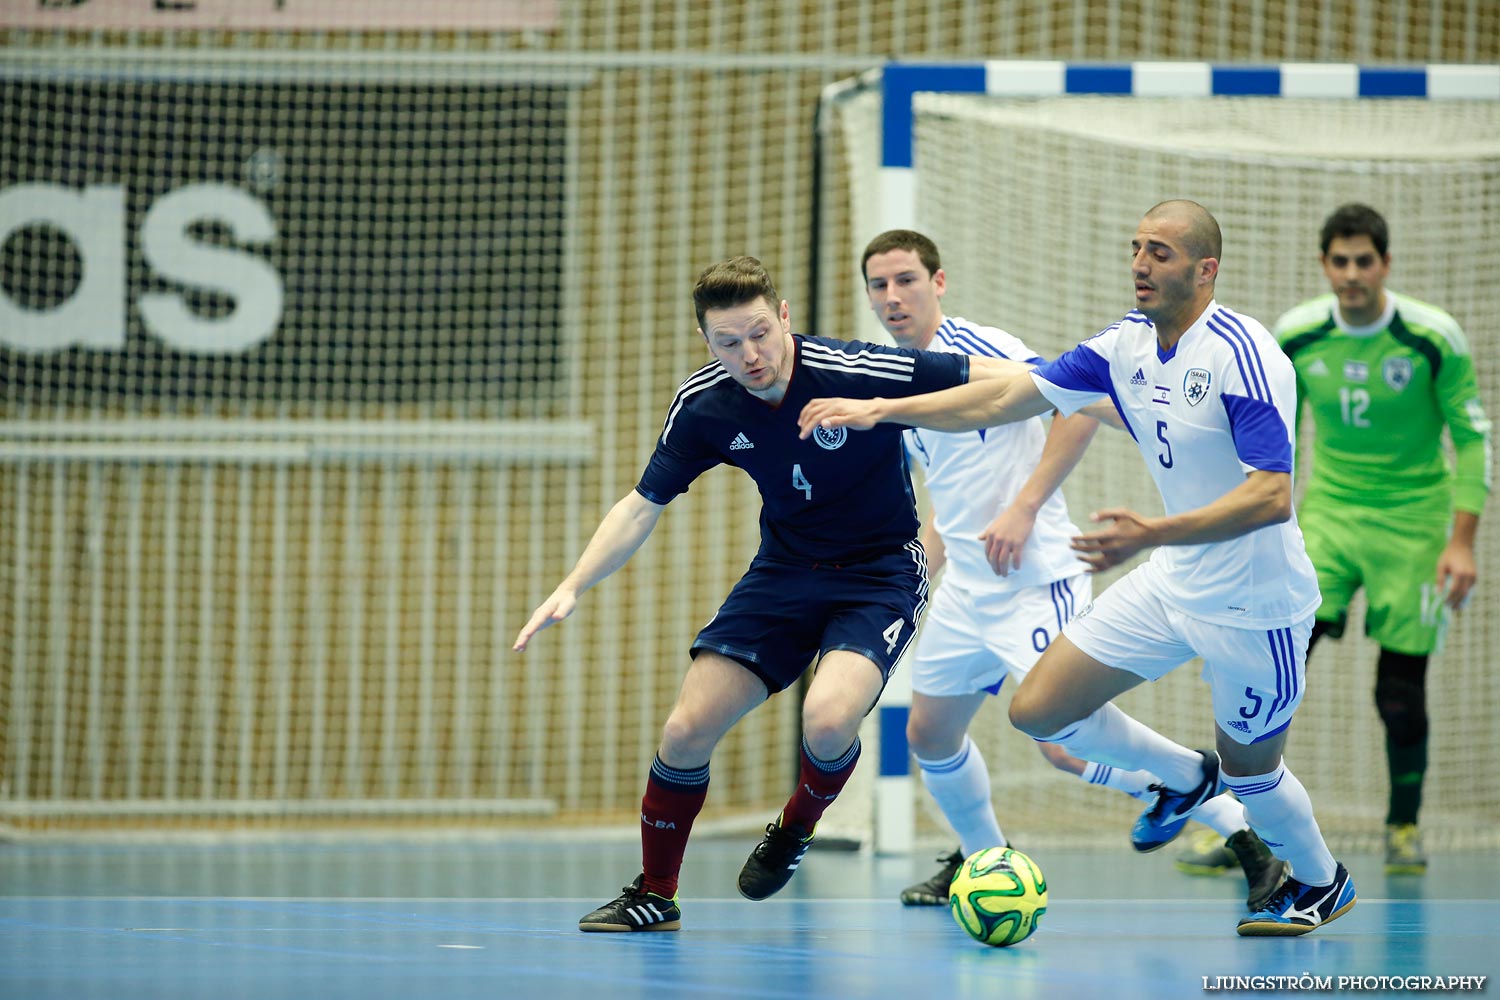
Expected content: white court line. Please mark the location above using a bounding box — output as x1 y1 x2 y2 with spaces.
3 895 1490 905
118 929 446 935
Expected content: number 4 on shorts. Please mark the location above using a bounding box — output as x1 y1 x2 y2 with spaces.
882 619 904 654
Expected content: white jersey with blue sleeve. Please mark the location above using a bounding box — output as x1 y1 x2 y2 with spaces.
1028 302 1320 628
904 316 1086 595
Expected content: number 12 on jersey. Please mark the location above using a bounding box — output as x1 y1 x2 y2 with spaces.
1339 387 1371 428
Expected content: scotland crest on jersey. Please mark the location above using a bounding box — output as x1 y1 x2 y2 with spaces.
1183 367 1212 407
1383 356 1413 392
812 425 848 450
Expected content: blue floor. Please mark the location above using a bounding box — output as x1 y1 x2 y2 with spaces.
3 838 1496 999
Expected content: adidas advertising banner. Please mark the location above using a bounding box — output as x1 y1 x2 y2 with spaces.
1 77 566 406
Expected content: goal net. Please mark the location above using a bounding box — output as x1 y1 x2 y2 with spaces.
830 84 1500 850
0 42 800 838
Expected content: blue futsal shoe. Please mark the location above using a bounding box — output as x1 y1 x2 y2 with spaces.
1236 862 1356 936
1131 750 1220 853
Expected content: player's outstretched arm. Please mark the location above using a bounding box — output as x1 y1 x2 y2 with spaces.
1069 469 1292 572
798 370 1051 438
512 490 666 652
982 411 1101 576
1079 399 1126 431
966 355 1037 381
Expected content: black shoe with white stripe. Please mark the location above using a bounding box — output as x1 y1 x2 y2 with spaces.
899 848 965 906
738 820 814 900
578 875 681 932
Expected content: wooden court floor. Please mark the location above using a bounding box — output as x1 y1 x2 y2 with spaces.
3 836 1496 1000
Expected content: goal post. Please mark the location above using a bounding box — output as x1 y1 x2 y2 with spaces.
822 60 1500 854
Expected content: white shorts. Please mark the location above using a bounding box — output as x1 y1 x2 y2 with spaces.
1063 561 1313 746
909 573 1092 698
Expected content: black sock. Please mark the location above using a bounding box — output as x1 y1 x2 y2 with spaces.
1386 738 1427 826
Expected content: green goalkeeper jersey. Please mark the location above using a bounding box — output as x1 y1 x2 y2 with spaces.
1275 290 1491 517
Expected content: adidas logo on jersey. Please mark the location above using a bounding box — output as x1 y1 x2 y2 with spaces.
729 432 754 451
1130 367 1148 386
1307 358 1329 377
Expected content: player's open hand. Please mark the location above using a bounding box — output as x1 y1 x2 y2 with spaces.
797 397 884 439
1069 507 1155 572
512 589 578 652
1436 540 1478 610
980 504 1037 577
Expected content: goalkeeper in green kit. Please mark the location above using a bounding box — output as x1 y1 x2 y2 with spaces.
1268 203 1489 874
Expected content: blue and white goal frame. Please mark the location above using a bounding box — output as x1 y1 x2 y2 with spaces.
875 60 1500 233
869 59 1499 855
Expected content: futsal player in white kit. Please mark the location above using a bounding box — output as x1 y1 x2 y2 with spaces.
860 229 1285 912
807 203 1355 936
864 229 1284 917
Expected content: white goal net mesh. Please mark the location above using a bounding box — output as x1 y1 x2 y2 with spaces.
834 88 1500 848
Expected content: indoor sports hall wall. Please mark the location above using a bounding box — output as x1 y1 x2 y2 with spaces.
1 1 1496 844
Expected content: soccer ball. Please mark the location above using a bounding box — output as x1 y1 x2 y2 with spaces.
948 847 1048 947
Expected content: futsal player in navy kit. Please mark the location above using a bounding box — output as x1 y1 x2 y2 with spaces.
513 256 987 932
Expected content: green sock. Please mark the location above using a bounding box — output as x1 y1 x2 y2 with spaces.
1386 738 1427 826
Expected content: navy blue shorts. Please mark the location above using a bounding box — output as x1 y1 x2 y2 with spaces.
690 543 929 694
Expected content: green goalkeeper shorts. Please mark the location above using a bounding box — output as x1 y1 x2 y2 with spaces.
1299 497 1450 655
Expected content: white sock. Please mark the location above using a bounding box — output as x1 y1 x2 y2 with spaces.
1222 763 1336 886
1038 703 1203 790
916 736 1006 857
1080 761 1156 800
1193 793 1249 839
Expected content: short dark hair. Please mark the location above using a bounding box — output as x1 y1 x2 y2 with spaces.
693 256 779 331
1319 203 1389 256
860 229 941 281
1145 199 1222 262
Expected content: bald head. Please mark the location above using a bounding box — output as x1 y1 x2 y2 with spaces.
1145 199 1222 264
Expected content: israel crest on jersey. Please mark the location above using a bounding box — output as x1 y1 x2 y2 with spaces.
813 425 848 450
1183 367 1211 407
1383 356 1413 392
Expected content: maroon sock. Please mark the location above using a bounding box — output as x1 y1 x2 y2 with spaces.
639 756 709 899
781 737 861 835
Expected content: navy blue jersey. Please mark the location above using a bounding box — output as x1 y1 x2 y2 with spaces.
636 335 969 564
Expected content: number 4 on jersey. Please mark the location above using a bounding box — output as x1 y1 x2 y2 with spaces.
792 463 812 499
